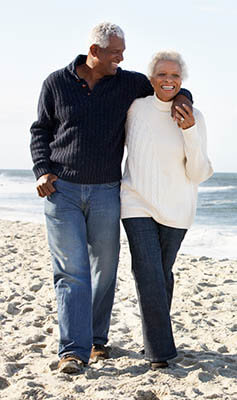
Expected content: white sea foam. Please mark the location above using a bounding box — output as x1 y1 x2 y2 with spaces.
0 180 36 194
121 223 237 260
198 185 235 193
180 224 237 260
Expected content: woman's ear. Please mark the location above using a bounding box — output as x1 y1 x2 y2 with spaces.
150 77 155 88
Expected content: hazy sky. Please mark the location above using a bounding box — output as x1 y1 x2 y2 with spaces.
1 0 236 172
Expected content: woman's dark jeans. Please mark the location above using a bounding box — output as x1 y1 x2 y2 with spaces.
122 217 187 362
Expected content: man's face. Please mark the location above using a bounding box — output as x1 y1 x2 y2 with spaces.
95 35 126 76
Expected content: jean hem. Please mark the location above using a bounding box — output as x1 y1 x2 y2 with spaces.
93 340 108 346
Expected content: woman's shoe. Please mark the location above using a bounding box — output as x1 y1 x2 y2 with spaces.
150 361 168 370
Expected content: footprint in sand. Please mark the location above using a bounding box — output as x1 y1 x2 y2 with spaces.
198 371 214 382
2 362 26 377
0 376 10 390
23 334 46 345
135 389 159 400
6 302 21 315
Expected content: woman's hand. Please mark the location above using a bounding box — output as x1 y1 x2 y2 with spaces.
175 104 195 129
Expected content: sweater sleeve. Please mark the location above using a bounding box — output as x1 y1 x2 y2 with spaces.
30 79 56 180
179 88 193 103
182 110 213 184
134 73 154 98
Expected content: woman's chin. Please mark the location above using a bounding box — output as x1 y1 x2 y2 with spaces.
156 93 175 102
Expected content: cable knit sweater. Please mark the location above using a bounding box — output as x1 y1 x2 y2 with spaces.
30 55 192 184
30 55 154 183
121 94 213 229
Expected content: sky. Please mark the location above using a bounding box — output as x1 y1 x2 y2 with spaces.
1 0 236 172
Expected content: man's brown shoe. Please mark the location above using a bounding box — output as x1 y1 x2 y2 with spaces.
58 354 85 374
90 344 109 361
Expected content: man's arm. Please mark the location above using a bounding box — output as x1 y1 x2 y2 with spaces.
178 88 193 103
30 80 58 197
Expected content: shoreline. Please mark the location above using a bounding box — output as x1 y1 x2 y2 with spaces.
1 218 237 261
0 219 237 399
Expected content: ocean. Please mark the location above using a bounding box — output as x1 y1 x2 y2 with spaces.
0 169 236 260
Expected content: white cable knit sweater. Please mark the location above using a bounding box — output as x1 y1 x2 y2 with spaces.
121 94 213 229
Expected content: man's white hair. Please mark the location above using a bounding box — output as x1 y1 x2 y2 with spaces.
148 51 188 80
89 22 125 48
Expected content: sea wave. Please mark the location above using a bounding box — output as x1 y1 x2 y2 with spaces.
198 185 236 193
0 170 236 259
0 169 34 181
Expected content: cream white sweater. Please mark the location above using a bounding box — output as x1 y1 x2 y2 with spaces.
121 94 213 229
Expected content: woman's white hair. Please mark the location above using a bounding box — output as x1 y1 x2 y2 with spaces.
89 22 125 48
148 51 188 80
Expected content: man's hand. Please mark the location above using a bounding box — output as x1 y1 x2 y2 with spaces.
171 94 193 123
36 173 58 198
174 104 195 130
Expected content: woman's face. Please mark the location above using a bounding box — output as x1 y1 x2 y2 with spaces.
150 60 182 102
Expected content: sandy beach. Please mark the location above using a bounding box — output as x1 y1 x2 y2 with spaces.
0 219 237 399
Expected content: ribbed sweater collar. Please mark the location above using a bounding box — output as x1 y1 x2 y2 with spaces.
152 93 173 112
66 54 122 80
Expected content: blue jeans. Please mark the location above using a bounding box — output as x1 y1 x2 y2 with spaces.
44 178 120 363
122 217 186 362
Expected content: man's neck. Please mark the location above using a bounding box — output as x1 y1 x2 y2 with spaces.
76 57 105 90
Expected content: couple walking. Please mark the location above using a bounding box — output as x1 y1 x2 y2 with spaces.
30 22 213 373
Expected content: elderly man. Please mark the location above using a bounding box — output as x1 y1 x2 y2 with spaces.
30 22 192 374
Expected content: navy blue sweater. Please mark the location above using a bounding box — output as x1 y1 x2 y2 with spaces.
30 55 192 184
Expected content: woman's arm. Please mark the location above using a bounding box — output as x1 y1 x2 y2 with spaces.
182 110 213 184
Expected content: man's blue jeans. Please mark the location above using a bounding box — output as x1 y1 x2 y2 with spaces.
44 178 120 363
122 217 186 362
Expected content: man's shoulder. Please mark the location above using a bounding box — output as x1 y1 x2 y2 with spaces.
43 55 85 86
44 66 67 85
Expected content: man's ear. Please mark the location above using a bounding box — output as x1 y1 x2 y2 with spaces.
90 44 99 58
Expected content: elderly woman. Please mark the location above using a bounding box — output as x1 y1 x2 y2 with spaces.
121 51 213 370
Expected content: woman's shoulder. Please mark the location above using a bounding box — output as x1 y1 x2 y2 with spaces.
128 95 154 114
193 107 205 121
192 108 207 133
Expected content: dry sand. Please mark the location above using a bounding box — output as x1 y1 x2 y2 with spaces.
0 219 237 400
